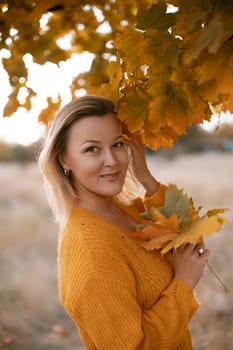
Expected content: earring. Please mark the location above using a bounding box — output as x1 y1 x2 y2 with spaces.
64 168 70 178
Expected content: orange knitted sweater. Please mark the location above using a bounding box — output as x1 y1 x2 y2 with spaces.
58 184 199 350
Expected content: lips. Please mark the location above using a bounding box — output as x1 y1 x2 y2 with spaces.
100 172 119 179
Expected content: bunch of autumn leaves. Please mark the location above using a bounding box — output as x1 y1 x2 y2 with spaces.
134 184 227 255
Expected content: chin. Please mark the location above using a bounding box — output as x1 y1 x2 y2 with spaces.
98 184 124 197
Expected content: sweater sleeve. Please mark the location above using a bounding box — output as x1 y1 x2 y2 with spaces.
68 273 198 350
130 182 168 214
143 182 168 209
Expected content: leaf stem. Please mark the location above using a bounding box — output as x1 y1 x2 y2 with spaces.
206 262 228 292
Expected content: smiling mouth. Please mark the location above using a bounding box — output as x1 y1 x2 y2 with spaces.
100 172 119 179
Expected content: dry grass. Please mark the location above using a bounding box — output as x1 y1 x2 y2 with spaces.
147 152 233 350
0 152 232 349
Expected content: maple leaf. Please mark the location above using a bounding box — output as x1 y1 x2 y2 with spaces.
117 87 150 133
147 79 192 136
99 57 123 104
157 184 195 226
114 29 151 73
207 208 228 217
137 3 176 31
161 210 228 255
38 96 62 127
142 126 179 151
183 14 226 63
134 210 181 250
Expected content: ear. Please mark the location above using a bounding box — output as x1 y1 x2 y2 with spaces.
58 153 69 170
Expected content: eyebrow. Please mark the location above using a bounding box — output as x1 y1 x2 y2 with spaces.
81 140 100 145
81 135 123 146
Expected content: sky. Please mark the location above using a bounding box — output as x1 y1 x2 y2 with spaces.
0 51 94 145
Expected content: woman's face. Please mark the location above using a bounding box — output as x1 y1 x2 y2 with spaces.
61 113 129 200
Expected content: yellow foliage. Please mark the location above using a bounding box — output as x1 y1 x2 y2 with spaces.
1 0 233 149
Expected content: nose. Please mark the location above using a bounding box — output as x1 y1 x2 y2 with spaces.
103 149 118 167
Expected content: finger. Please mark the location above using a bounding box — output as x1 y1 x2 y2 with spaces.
191 247 209 264
179 243 206 257
198 248 210 260
194 243 207 257
176 243 193 256
128 135 144 150
176 243 191 253
181 243 196 253
193 241 205 250
184 242 205 256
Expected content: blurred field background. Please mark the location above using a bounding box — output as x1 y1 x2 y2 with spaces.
0 126 233 349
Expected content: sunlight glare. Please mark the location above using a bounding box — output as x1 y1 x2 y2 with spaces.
200 112 233 132
0 52 94 145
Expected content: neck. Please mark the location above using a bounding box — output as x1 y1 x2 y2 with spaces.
76 193 116 217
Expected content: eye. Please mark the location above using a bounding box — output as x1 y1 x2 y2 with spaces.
113 141 125 149
85 146 98 153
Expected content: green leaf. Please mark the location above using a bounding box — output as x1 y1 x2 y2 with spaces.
157 184 193 226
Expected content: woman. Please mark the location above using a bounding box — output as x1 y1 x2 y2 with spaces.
39 95 209 350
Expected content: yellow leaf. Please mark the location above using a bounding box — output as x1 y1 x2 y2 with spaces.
137 3 176 31
207 208 229 216
3 89 19 117
99 58 123 104
114 29 152 72
117 87 150 132
140 233 178 250
184 15 225 63
161 214 227 255
172 1 211 38
142 127 179 151
194 41 233 112
148 80 191 135
38 97 62 126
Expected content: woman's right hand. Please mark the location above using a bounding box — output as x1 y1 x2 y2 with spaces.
173 243 210 289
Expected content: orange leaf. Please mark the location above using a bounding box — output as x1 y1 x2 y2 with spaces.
134 211 181 250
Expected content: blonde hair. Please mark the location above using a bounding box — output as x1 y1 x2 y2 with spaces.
38 95 140 226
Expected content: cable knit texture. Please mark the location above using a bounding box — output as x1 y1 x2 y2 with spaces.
58 184 199 349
